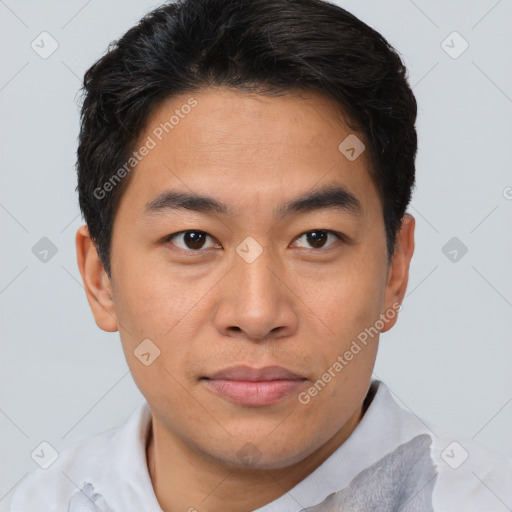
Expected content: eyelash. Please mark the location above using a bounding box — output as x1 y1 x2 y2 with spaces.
163 229 346 253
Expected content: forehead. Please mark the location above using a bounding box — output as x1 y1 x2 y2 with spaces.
120 86 381 221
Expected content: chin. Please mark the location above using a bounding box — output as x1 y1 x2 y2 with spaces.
206 434 320 472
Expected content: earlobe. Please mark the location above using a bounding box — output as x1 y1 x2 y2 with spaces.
75 225 119 332
380 214 415 333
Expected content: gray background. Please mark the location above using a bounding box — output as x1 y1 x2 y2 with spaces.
1 0 511 507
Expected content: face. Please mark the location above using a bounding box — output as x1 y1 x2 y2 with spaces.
77 86 414 471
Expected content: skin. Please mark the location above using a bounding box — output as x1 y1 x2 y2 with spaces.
76 86 415 512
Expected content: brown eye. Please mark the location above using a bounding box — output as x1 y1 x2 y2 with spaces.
306 231 328 248
292 230 343 250
183 231 207 249
166 230 219 251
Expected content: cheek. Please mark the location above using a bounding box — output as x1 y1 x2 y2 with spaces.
312 257 387 340
110 257 213 385
111 251 204 339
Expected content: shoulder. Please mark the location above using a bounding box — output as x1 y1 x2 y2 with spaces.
430 433 512 511
9 402 150 512
369 382 512 510
9 426 117 512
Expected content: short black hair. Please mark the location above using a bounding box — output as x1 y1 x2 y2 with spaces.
77 0 417 276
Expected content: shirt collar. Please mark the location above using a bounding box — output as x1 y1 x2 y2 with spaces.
95 400 163 511
254 380 433 512
94 380 431 512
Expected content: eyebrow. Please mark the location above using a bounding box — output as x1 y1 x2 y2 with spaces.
278 184 363 217
144 184 363 218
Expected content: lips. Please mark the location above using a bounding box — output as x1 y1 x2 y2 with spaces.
207 365 304 382
202 365 307 407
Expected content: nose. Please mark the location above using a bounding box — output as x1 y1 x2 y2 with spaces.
213 246 299 342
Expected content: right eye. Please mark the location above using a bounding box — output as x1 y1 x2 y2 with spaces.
164 230 221 251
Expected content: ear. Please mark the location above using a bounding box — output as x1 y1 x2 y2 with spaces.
380 213 415 333
75 224 118 332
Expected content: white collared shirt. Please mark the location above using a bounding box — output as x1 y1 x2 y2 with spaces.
9 381 512 511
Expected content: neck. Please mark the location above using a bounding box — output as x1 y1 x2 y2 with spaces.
146 406 363 512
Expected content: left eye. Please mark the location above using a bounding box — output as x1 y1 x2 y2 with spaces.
165 230 220 251
292 230 343 250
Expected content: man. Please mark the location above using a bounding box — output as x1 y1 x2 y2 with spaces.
10 0 511 510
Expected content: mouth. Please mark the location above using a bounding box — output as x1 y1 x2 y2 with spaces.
201 365 307 407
